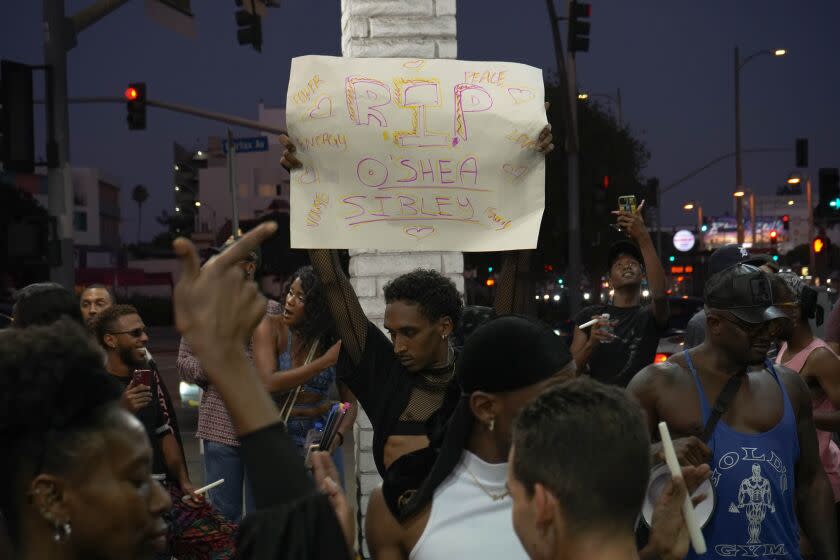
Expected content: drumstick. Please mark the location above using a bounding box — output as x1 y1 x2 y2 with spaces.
658 422 707 554
182 479 224 503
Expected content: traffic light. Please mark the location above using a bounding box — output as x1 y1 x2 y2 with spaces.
125 82 146 130
795 138 808 168
568 1 591 53
819 168 840 208
644 177 659 207
814 236 826 254
1 60 35 172
235 0 262 52
769 230 778 242
782 214 790 231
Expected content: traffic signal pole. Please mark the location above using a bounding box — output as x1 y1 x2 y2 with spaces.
807 176 815 275
43 0 133 288
44 0 76 287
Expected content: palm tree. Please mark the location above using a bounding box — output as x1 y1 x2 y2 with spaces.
132 184 149 243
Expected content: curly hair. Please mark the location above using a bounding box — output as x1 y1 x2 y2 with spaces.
0 319 123 548
383 269 463 325
92 304 140 348
286 266 336 348
12 282 83 328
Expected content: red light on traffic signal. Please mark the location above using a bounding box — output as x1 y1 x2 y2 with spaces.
125 87 138 101
769 230 778 239
602 175 610 189
485 278 496 287
782 215 790 223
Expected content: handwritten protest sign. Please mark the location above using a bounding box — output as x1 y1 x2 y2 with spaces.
286 55 547 251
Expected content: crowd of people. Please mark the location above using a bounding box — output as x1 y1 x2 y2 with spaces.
2 108 840 560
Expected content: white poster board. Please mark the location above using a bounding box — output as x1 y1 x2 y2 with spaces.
286 55 547 251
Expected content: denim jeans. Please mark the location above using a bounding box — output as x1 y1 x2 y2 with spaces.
203 440 255 523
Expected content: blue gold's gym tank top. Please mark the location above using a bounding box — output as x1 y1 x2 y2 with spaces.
684 351 800 559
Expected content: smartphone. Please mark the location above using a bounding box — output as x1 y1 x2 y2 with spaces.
133 369 152 387
618 195 637 214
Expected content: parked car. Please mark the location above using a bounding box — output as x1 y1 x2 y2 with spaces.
654 295 704 363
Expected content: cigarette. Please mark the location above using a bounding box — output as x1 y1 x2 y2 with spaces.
578 318 600 330
182 479 224 503
658 422 707 555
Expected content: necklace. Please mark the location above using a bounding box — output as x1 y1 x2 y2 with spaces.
464 466 510 502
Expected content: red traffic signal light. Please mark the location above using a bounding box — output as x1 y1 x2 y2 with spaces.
769 230 778 239
814 237 825 254
125 82 146 130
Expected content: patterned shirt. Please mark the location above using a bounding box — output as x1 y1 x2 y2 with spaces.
177 299 281 447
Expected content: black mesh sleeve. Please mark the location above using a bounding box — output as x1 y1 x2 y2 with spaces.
494 250 534 316
308 249 368 365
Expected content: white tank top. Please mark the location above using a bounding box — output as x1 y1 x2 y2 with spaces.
409 451 529 560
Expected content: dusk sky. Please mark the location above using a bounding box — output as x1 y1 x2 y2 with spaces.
2 1 838 241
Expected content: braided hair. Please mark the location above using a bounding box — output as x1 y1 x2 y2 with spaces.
0 319 123 548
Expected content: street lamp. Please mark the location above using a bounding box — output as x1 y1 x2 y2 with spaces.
578 88 623 127
734 46 786 244
683 202 704 250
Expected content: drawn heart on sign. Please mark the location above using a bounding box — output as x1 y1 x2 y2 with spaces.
404 226 435 239
309 96 332 119
507 88 535 104
299 167 318 184
403 59 426 70
502 163 528 178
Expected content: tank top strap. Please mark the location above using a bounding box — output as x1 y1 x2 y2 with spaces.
683 350 712 423
764 359 797 425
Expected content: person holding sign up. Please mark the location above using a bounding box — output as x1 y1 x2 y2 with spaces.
281 119 552 482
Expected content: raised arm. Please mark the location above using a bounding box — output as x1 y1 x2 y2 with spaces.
308 249 368 365
494 250 533 316
615 206 669 326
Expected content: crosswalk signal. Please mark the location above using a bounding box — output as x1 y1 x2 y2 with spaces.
568 1 591 53
125 82 146 130
814 237 825 254
235 0 262 52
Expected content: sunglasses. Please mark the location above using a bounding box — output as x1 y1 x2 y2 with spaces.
718 314 782 337
109 327 148 338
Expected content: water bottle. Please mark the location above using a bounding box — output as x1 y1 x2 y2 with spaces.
598 313 614 344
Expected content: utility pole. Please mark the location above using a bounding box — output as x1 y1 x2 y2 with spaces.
734 46 745 245
44 0 75 287
545 0 582 314
43 0 133 288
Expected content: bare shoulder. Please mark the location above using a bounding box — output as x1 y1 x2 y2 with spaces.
366 487 430 558
366 487 410 557
627 360 686 399
772 363 810 412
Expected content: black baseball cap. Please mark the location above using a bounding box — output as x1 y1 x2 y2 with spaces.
608 241 644 269
704 264 787 324
708 244 765 275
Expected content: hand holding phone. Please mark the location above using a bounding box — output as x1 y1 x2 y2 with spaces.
133 369 152 387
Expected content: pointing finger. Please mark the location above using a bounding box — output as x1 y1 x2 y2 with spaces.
279 134 296 152
213 222 278 270
173 237 201 282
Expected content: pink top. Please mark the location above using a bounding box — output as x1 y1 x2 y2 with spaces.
777 338 840 501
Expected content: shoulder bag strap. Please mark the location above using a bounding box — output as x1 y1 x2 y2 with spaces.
700 372 745 442
279 339 320 424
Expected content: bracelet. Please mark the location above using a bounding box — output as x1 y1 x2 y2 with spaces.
336 431 345 447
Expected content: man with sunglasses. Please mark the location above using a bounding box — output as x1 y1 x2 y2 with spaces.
94 304 237 559
628 265 838 558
